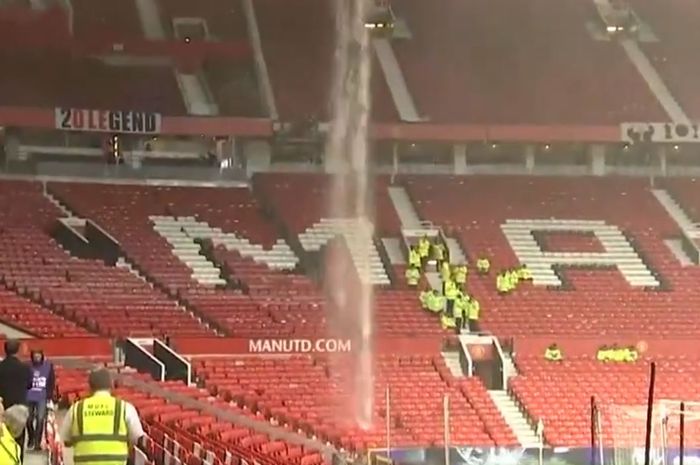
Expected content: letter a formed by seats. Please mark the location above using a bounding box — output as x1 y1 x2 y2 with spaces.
500 219 660 288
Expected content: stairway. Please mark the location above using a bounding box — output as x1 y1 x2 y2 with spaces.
134 0 166 40
652 189 696 230
488 390 541 448
387 186 421 228
241 0 278 119
424 271 442 291
441 350 464 378
501 352 518 382
44 189 73 218
381 237 405 265
0 322 33 339
444 237 467 264
175 72 220 116
619 38 689 123
151 217 227 286
299 218 390 285
372 39 421 122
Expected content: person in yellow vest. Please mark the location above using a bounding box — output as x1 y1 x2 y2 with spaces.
61 369 146 465
476 257 490 275
440 312 456 329
440 260 452 283
432 242 446 267
453 264 468 288
453 292 468 333
612 345 627 362
596 345 610 362
544 344 563 362
419 289 432 310
429 291 446 314
444 279 459 318
467 297 480 332
506 269 519 292
408 246 422 270
518 264 533 282
405 266 421 288
418 236 431 264
0 404 29 465
623 346 639 363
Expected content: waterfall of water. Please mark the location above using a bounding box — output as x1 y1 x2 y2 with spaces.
325 0 375 430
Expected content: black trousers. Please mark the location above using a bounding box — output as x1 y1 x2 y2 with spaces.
445 299 454 317
27 400 47 448
455 317 463 334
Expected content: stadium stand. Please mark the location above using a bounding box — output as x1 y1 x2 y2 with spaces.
252 0 398 121
0 181 212 338
631 0 700 119
0 52 186 114
511 354 700 446
194 354 517 449
71 0 143 41
402 175 700 337
55 365 330 465
391 0 666 124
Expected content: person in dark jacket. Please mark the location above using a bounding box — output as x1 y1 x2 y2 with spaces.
26 349 55 450
0 339 32 461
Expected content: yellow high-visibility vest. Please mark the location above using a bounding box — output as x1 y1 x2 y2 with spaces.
0 424 20 465
71 393 129 465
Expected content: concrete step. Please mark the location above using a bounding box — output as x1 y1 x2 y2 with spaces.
440 351 464 378
444 237 467 264
381 238 405 265
387 186 421 228
488 390 541 448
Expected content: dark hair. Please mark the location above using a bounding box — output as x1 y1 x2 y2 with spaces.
4 340 20 356
88 368 113 392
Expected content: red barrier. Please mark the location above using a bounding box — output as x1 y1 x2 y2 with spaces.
172 337 444 356
513 336 700 358
0 338 113 357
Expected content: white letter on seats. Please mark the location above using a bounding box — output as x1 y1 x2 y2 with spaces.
500 219 659 288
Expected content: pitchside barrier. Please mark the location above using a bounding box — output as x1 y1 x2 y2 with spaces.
154 338 192 385
123 338 165 382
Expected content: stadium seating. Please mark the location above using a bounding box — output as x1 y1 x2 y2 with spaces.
55 365 330 465
254 173 402 237
194 354 517 450
51 181 440 337
391 0 666 124
0 288 89 338
0 52 186 114
511 355 700 446
403 175 700 337
659 178 700 223
631 0 700 119
71 0 142 41
252 0 397 122
0 181 211 338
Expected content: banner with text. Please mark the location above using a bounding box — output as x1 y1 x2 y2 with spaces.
55 107 161 134
172 337 444 356
622 122 700 143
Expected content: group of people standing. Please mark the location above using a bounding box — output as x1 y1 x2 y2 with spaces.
406 235 490 333
0 339 55 464
0 339 145 465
